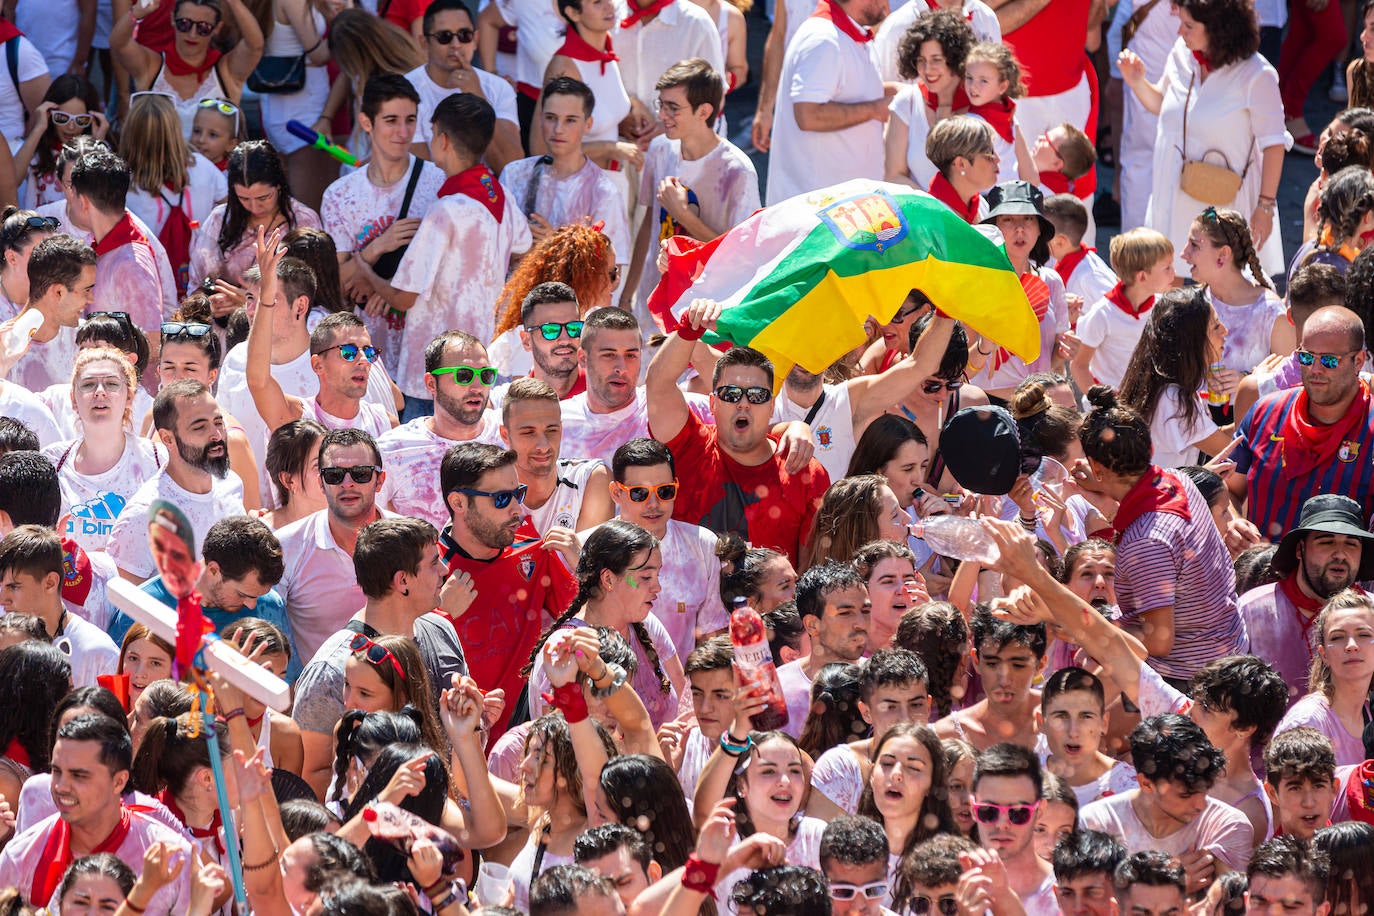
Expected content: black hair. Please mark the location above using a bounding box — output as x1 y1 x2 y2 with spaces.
439 441 516 502
55 713 132 776
318 427 383 469
1053 829 1126 884
302 833 378 894
1174 0 1258 68
56 854 136 903
0 451 61 528
221 141 299 257
1114 850 1186 894
611 437 676 482
421 0 472 35
795 559 867 623
0 419 39 455
819 814 889 869
330 709 424 804
541 76 595 118
973 741 1043 798
1040 666 1105 713
717 534 786 608
530 864 617 916
857 723 957 864
1078 386 1152 478
131 712 227 797
360 72 420 121
573 823 654 874
342 743 449 885
1234 544 1280 595
596 755 696 871
432 93 495 162
1118 287 1216 433
279 799 340 840
69 148 130 215
77 313 150 376
1129 713 1225 791
203 516 285 585
520 281 580 327
797 662 866 758
1248 835 1329 898
893 602 969 717
729 865 831 916
27 234 96 302
764 603 805 661
712 345 774 389
1188 655 1288 746
0 642 73 772
353 517 439 599
1313 820 1374 915
860 647 928 702
1263 726 1337 786
910 312 970 379
266 418 326 508
970 604 1047 659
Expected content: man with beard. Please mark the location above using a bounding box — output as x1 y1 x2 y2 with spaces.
1231 306 1374 539
500 378 613 535
489 283 588 407
106 380 246 584
377 330 507 528
436 442 577 741
1240 495 1374 705
275 429 392 663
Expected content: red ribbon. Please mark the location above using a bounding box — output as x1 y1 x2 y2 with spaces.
173 591 212 678
438 164 505 223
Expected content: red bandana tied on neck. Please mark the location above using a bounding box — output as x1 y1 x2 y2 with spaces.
1280 380 1371 481
1346 759 1374 828
163 45 222 82
1054 243 1093 284
1039 169 1073 196
1277 571 1325 629
620 0 675 28
60 536 93 607
1191 49 1212 73
92 212 150 258
810 0 872 42
969 97 1016 143
992 272 1050 370
0 18 21 42
928 172 979 224
158 788 225 853
32 808 133 906
1112 465 1192 537
920 80 970 112
1104 280 1153 318
439 164 505 223
557 29 618 74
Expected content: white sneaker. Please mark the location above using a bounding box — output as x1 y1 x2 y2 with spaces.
1331 67 1349 103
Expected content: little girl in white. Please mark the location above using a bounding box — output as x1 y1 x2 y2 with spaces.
963 42 1037 185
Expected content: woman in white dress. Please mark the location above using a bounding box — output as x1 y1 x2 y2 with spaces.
1118 0 1287 278
253 0 332 209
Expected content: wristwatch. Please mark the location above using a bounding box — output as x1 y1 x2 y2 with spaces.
590 662 629 698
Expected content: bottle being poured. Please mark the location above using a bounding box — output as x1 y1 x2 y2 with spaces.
908 515 1000 565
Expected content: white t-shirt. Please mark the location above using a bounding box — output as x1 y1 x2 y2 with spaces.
405 64 519 145
771 383 855 483
614 0 725 105
55 612 121 688
1057 249 1117 305
811 742 865 814
493 0 565 90
0 35 46 148
558 387 713 466
500 155 631 265
105 471 246 579
775 658 813 740
716 818 825 914
43 433 167 555
1148 384 1219 469
647 519 730 666
1075 294 1152 389
376 413 506 529
0 381 62 447
125 154 228 237
766 10 884 204
1079 792 1254 870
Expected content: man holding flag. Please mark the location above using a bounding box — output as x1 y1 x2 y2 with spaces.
646 299 829 567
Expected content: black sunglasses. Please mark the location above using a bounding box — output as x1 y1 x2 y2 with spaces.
527 321 584 341
921 377 964 395
161 321 213 339
714 385 771 405
320 465 381 485
453 484 527 509
1 215 60 243
613 481 679 502
426 27 475 43
909 893 959 916
175 16 217 34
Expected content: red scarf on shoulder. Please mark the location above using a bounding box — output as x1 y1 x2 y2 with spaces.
920 81 970 113
158 788 225 853
0 18 21 42
1112 465 1191 537
620 0 674 28
928 172 979 224
969 97 1016 143
557 29 618 74
439 164 505 223
1105 281 1152 318
1280 380 1371 481
32 808 133 905
1054 243 1093 284
810 0 872 42
92 212 149 257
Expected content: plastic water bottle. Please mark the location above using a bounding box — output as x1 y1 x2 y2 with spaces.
2 310 42 358
361 801 465 875
729 597 789 732
909 515 1000 565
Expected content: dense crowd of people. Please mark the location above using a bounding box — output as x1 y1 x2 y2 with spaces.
0 0 1370 911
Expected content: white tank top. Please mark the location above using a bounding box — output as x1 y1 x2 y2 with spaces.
526 458 601 534
151 57 228 138
566 56 631 146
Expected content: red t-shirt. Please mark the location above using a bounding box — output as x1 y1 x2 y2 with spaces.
381 0 427 31
657 411 830 569
438 520 577 741
1003 0 1091 96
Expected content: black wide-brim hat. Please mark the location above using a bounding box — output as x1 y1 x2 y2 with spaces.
1272 494 1374 580
980 180 1056 242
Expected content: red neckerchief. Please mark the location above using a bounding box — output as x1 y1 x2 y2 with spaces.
1112 465 1192 536
1039 169 1073 195
1280 380 1371 481
213 157 228 172
920 81 970 112
438 164 505 223
557 29 618 74
92 212 149 258
1105 280 1153 318
1192 50 1211 74
928 172 979 224
993 272 1050 370
32 808 132 905
810 0 872 42
158 788 225 853
0 18 21 42
96 673 132 712
620 0 675 29
60 536 93 607
1054 243 1093 284
1277 571 1325 638
969 97 1016 143
4 738 30 769
163 45 222 82
173 591 212 679
1346 759 1374 828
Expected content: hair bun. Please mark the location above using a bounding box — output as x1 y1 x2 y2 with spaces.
1085 385 1118 410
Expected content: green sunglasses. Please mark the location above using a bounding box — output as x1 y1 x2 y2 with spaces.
431 365 498 386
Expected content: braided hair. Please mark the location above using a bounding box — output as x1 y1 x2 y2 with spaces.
520 520 670 693
329 708 423 804
1316 166 1374 254
1194 206 1273 290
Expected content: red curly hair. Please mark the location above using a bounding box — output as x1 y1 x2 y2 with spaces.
493 224 615 337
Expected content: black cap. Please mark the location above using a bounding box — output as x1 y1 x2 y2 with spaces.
939 405 1032 496
981 180 1056 241
1272 494 1374 579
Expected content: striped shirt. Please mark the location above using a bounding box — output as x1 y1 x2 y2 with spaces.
1115 475 1244 680
1234 388 1374 540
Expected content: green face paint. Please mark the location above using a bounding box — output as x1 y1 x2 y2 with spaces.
625 573 639 588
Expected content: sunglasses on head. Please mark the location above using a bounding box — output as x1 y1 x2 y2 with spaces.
86 311 131 327
197 97 241 133
161 321 213 339
426 27 475 43
971 798 1039 825
909 892 958 916
0 215 59 242
174 16 217 34
830 881 890 903
431 365 498 386
1295 348 1359 370
320 465 381 485
453 484 527 509
316 343 380 363
921 377 964 395
527 320 583 341
348 633 406 680
612 480 679 502
50 111 93 128
714 384 771 405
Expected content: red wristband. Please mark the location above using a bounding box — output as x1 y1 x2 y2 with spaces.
682 855 720 897
676 323 706 342
544 682 589 724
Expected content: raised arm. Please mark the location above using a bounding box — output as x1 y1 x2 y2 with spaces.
1117 50 1164 115
245 227 300 434
110 0 163 86
647 298 720 444
221 0 265 81
438 676 509 849
846 311 955 427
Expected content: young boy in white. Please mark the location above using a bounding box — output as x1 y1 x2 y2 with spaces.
390 93 531 414
1071 228 1175 391
321 72 445 375
623 59 758 313
1044 193 1116 306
